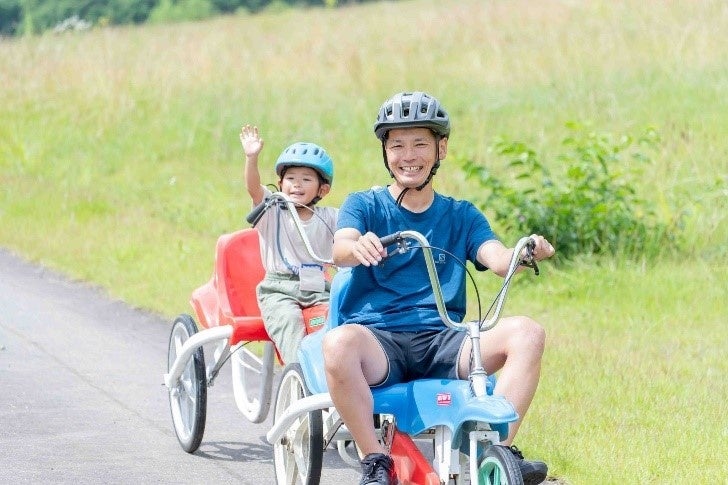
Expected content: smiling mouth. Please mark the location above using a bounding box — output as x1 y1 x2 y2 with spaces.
400 166 423 173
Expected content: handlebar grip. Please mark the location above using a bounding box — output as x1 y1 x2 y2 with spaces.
379 232 402 248
521 238 540 275
245 198 269 226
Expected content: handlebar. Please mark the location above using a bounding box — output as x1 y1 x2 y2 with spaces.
378 231 538 332
245 198 272 225
377 230 540 398
520 239 539 276
379 231 402 249
244 192 334 266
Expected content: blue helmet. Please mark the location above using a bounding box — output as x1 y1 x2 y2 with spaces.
274 142 334 186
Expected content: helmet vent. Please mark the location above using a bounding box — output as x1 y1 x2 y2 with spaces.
373 91 450 140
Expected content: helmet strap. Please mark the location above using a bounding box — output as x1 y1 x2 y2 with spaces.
414 159 440 191
395 187 410 206
414 134 442 191
382 143 395 178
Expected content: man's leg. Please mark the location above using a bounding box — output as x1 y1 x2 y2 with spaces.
459 315 546 444
459 315 548 484
322 324 389 455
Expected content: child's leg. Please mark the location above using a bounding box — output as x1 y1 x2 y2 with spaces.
257 278 305 364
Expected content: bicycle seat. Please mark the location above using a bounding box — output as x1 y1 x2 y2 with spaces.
191 229 270 343
192 228 329 349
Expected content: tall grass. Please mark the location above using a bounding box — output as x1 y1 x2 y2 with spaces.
1 0 726 481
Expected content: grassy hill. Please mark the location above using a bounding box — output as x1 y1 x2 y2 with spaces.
1 0 726 481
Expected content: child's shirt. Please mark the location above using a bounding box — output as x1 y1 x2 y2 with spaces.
254 186 338 276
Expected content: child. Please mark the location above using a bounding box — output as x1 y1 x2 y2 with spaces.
239 124 338 364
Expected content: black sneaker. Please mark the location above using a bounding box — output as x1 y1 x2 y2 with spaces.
359 453 398 485
507 445 548 485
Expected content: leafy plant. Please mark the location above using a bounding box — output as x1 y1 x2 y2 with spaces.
148 0 215 23
0 0 368 36
462 122 682 260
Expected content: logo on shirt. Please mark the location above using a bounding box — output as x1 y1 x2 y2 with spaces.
435 252 446 265
436 393 452 406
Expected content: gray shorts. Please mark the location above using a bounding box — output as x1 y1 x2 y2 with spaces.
366 328 468 388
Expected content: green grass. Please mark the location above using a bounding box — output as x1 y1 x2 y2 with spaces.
1 0 726 481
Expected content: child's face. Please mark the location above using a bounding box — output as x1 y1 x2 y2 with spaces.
279 166 330 205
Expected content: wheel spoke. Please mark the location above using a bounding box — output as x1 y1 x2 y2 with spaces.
273 364 322 485
179 373 192 394
292 417 310 478
167 315 207 454
284 450 297 485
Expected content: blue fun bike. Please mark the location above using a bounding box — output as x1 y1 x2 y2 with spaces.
266 229 540 485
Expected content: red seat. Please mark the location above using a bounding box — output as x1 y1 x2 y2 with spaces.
190 228 328 350
191 229 270 344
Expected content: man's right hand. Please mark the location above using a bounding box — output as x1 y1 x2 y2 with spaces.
333 230 387 268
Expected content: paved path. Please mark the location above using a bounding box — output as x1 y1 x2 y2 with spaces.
0 248 360 484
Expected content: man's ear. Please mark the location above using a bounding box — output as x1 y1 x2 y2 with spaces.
438 136 448 160
318 183 331 198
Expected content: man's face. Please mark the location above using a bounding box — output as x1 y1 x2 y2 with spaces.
384 128 448 188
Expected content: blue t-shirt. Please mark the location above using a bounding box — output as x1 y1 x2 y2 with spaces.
336 187 497 332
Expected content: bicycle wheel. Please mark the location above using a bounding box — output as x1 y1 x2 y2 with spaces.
478 444 524 485
272 363 323 485
167 314 207 453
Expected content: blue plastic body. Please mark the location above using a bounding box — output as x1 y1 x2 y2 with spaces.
298 268 518 443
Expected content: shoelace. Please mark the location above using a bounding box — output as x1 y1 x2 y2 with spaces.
361 455 392 482
508 445 525 460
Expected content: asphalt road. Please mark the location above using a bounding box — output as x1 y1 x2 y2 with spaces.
0 248 360 484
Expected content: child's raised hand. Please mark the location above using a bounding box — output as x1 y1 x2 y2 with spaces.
240 124 264 157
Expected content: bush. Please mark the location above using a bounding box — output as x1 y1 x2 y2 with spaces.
461 122 682 260
0 0 22 36
148 0 215 23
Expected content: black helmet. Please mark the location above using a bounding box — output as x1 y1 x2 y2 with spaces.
373 91 450 141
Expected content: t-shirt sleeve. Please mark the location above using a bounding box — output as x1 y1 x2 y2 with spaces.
465 202 498 271
336 192 368 235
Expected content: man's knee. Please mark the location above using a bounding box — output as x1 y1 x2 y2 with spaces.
509 316 546 356
323 326 360 369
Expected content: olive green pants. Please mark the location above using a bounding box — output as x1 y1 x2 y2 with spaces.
256 273 330 364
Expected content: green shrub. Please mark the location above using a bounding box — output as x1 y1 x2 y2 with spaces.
461 122 682 260
148 0 215 23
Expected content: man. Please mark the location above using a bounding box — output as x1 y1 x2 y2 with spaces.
323 91 553 485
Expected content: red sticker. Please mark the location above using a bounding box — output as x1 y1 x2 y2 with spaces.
436 393 452 406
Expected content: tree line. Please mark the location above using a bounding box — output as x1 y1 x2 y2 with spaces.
0 0 372 37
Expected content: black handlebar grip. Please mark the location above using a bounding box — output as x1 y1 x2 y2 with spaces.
379 232 402 248
522 238 540 276
245 198 269 225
